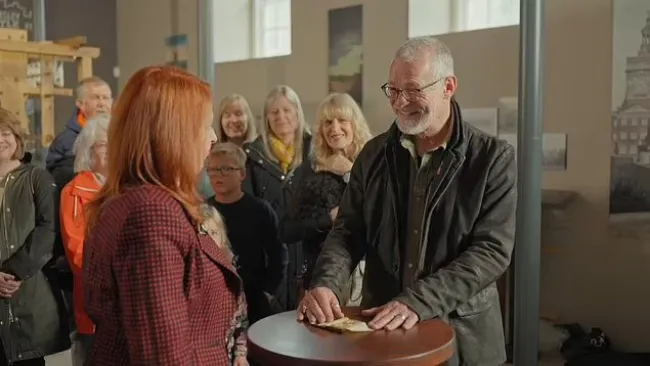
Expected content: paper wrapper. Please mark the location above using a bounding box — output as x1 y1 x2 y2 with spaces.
314 317 374 333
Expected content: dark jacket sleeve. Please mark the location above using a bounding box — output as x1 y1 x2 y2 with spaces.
307 154 367 301
278 214 332 244
2 168 57 280
260 201 288 294
45 129 75 172
394 144 517 321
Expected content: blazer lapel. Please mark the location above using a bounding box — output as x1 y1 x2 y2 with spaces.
196 230 241 282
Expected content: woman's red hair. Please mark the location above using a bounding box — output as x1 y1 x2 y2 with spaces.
86 66 212 231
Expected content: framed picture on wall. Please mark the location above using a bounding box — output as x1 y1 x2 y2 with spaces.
610 2 650 219
328 5 363 107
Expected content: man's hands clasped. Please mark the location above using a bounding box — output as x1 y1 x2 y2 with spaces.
0 272 20 298
297 287 420 331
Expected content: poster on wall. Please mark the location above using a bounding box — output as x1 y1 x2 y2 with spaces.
0 0 33 39
499 133 567 171
328 5 363 107
496 97 568 171
497 97 518 134
463 108 498 136
165 34 189 70
610 3 650 219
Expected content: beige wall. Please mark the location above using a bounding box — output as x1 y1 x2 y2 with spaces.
116 0 199 91
214 0 408 133
118 0 650 351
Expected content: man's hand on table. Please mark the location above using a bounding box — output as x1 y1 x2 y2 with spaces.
297 286 344 324
362 300 420 331
298 288 419 331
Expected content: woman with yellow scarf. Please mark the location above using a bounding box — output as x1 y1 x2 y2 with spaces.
243 85 312 312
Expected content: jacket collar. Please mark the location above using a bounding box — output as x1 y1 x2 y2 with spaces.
385 98 469 158
65 108 83 133
245 132 313 170
69 171 102 199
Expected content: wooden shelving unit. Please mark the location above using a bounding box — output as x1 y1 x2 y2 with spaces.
0 28 100 147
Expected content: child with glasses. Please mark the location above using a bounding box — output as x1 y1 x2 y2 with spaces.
205 142 288 323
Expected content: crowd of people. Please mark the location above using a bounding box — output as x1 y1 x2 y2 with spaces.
0 35 516 366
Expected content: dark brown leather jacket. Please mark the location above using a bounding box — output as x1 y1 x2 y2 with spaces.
310 100 517 366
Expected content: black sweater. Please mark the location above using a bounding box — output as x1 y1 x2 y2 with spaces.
279 170 347 286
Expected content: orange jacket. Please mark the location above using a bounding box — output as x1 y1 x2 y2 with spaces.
60 171 101 335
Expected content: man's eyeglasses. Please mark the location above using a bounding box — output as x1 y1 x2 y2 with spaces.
381 78 444 100
206 166 241 176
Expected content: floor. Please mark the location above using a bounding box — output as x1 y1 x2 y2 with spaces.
506 358 565 366
45 351 71 366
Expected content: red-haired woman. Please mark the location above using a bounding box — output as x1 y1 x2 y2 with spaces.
82 66 248 366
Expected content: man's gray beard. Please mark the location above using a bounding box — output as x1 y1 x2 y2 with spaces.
396 117 429 136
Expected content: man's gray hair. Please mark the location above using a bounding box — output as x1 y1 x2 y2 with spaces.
76 76 109 99
72 114 110 172
395 36 455 80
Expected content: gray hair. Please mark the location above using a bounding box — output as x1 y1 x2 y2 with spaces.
72 114 110 172
395 36 455 79
76 76 109 99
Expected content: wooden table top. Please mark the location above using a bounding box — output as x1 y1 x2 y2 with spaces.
248 307 455 365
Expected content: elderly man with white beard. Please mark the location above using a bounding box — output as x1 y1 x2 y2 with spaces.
298 36 517 366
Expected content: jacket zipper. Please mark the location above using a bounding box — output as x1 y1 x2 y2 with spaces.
0 175 7 266
2 174 14 323
1 174 14 363
248 146 298 183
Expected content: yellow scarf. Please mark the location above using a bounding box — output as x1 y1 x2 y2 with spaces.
268 134 295 173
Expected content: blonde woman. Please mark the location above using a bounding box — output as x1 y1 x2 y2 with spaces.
243 85 311 311
280 92 371 305
200 94 258 198
216 94 257 146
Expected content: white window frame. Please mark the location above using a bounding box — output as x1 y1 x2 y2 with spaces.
454 0 520 33
252 0 291 59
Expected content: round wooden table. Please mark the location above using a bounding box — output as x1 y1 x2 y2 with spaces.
248 307 455 365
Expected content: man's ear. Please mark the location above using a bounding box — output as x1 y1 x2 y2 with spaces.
75 99 84 111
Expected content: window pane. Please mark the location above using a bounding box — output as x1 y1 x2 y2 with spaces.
262 29 291 57
263 31 278 56
276 0 290 27
262 0 289 29
466 0 489 31
256 0 291 57
461 0 519 32
214 0 252 62
277 28 290 54
263 3 278 28
489 0 519 27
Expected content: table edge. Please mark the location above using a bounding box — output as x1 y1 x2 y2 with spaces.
248 328 456 364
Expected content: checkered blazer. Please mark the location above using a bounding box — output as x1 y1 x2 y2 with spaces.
82 185 247 365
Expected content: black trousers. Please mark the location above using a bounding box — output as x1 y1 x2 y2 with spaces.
0 358 45 366
0 346 45 366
